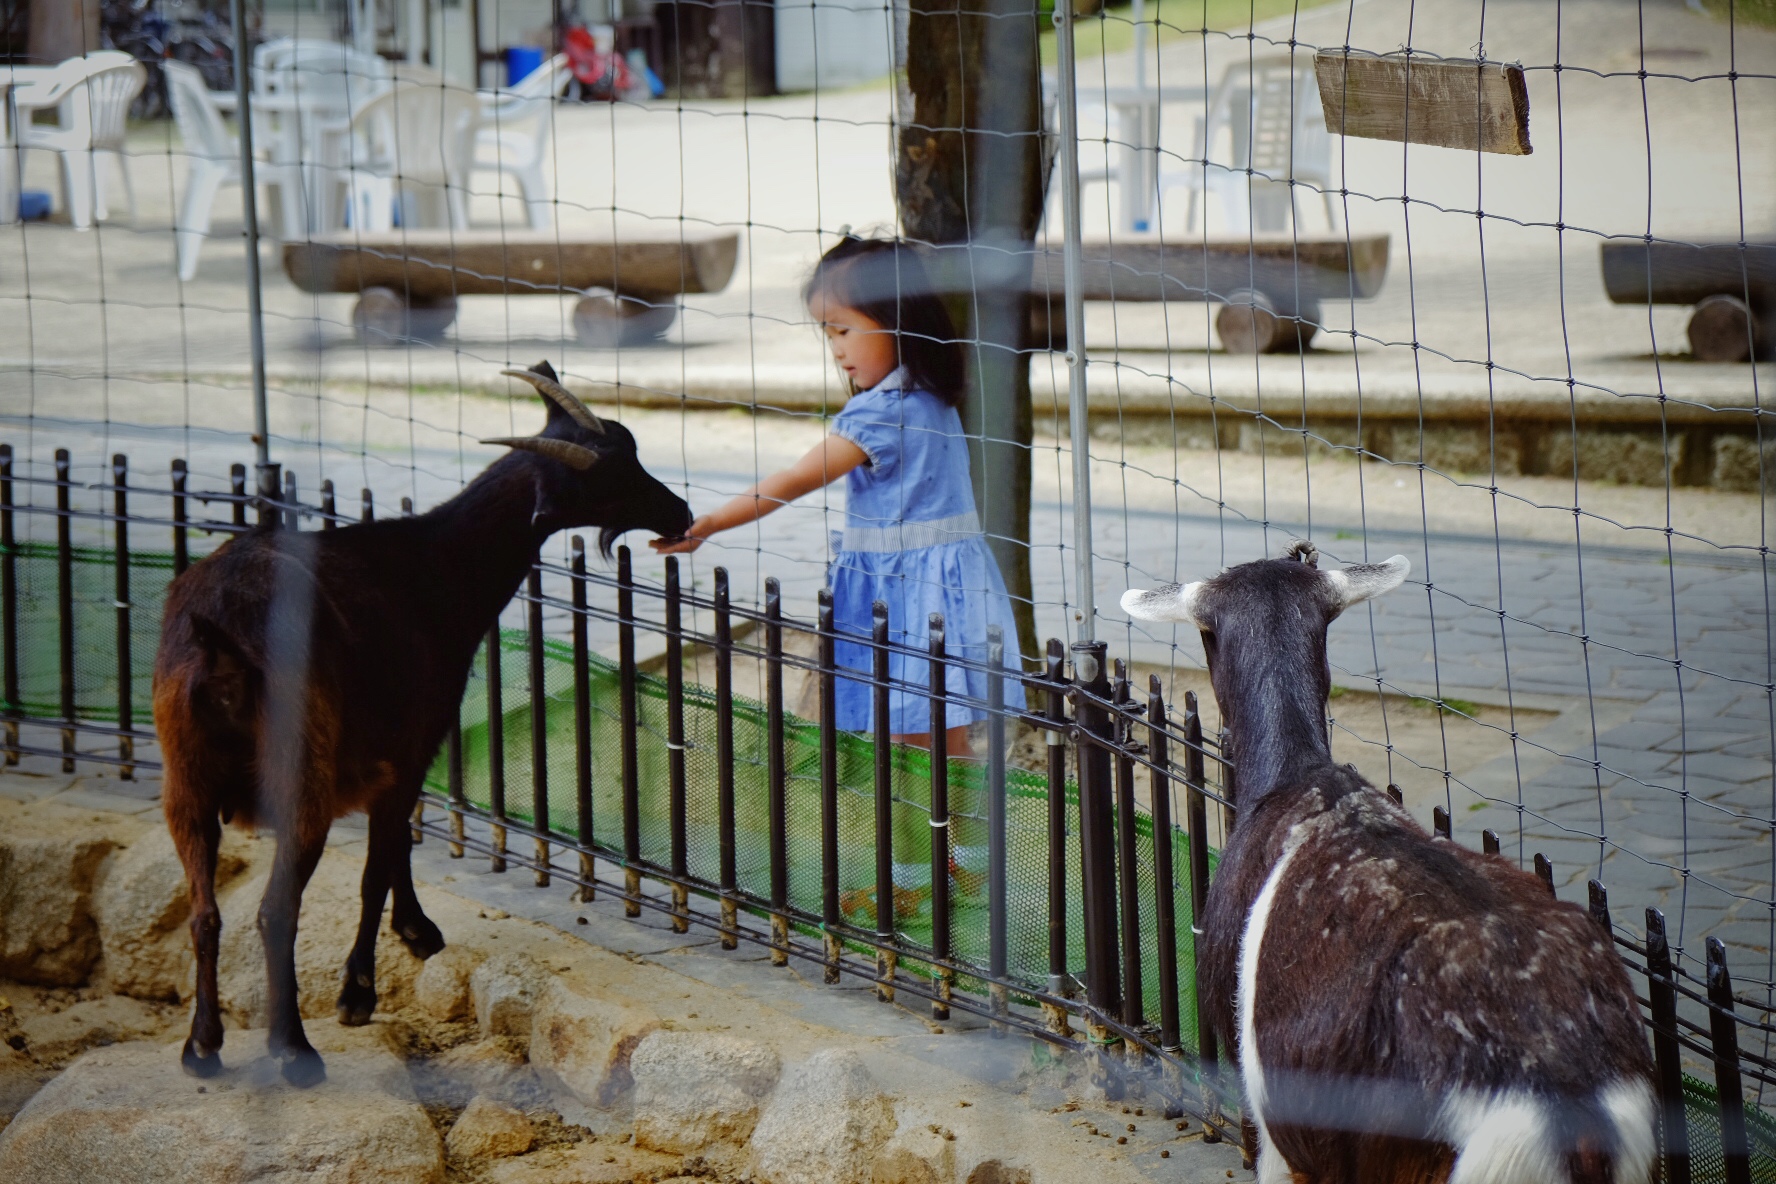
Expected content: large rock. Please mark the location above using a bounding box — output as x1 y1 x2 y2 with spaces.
528 978 660 1111
217 860 425 1024
482 1142 681 1184
0 1044 49 1125
415 945 485 1022
631 1031 780 1154
0 1032 444 1183
471 953 543 1043
751 1049 895 1184
17 995 170 1067
0 837 114 985
446 1095 534 1159
872 1105 960 1184
94 827 244 1002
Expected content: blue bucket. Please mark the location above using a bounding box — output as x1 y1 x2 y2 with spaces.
505 46 545 87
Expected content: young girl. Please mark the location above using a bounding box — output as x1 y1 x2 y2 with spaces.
652 235 1020 755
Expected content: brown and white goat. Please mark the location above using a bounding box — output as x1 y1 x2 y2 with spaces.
1123 549 1653 1184
153 363 691 1087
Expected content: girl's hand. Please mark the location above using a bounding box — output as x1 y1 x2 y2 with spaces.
650 515 716 554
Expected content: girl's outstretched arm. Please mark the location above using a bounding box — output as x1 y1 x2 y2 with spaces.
650 434 868 554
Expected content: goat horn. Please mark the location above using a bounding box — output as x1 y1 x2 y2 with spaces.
501 368 606 433
481 437 601 471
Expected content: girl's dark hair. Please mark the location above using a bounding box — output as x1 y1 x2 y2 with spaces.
802 235 966 409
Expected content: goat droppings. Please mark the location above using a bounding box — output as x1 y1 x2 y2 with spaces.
576 916 588 925
1161 1151 1170 1159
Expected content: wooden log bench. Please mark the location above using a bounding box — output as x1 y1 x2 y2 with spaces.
1030 234 1390 354
1601 239 1776 363
282 230 741 347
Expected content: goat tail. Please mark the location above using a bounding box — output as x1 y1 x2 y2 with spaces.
1442 1080 1654 1184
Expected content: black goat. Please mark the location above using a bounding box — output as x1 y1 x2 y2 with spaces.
1123 547 1653 1184
153 362 691 1086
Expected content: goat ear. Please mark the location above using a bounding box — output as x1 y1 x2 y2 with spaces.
1325 555 1411 613
1120 581 1205 627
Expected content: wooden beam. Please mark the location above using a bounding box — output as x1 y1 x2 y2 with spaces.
282 231 741 301
1314 52 1531 156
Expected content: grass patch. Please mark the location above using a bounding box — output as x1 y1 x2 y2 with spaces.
1041 0 1340 66
1696 0 1776 29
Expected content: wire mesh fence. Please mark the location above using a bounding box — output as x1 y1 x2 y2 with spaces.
4 0 1776 1169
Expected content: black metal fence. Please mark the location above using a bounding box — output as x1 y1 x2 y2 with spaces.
3 440 1774 1178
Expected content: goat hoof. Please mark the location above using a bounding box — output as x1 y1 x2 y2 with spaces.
181 1038 223 1078
279 1047 327 1088
336 981 377 1027
396 918 445 960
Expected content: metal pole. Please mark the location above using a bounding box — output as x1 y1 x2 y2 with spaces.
1052 0 1095 640
229 0 272 493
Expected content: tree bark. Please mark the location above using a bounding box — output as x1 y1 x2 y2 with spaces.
894 0 1045 669
28 0 100 64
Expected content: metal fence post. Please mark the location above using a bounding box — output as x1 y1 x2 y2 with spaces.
928 613 952 1020
1112 661 1144 1034
571 537 594 899
766 578 789 964
1183 690 1220 1136
1148 675 1180 1056
55 449 73 772
1051 0 1095 639
872 600 895 1000
486 626 507 873
171 459 190 574
112 454 133 778
1706 938 1751 1184
819 589 841 983
715 567 738 947
666 557 689 932
1645 908 1689 1184
527 566 550 887
0 445 15 766
618 546 641 916
987 626 1008 1023
1042 637 1071 1035
1071 640 1119 1029
231 464 247 528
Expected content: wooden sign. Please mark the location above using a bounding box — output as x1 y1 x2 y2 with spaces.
1314 52 1532 155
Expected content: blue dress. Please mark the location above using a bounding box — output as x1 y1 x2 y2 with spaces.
828 368 1021 734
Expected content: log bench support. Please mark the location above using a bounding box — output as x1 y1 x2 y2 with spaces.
1029 235 1389 355
284 232 741 349
1601 240 1776 363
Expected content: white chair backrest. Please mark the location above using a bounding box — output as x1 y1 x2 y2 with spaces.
165 60 234 163
1205 56 1327 183
263 41 390 107
352 82 480 184
82 61 147 148
481 54 570 133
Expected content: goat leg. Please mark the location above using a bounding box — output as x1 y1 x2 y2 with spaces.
170 803 225 1077
386 790 445 960
260 829 327 1088
337 811 396 1027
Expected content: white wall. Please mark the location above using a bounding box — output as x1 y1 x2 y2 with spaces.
774 0 895 93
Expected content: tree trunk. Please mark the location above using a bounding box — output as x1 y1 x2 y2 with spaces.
894 0 1045 669
28 0 100 64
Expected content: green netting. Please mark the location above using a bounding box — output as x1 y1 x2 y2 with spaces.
1680 1075 1776 1184
426 627 1203 1042
3 538 189 726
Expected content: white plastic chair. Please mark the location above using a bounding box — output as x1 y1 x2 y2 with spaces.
165 61 306 277
344 82 480 232
1161 56 1337 236
472 53 569 229
14 53 146 229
